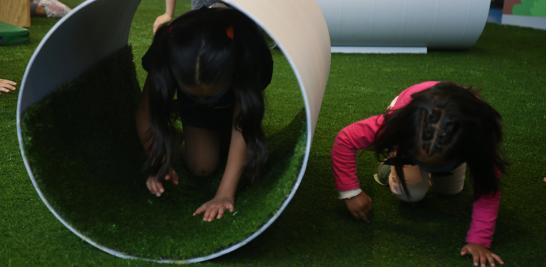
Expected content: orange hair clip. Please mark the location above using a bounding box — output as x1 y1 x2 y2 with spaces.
226 26 234 40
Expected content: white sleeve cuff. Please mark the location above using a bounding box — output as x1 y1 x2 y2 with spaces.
338 188 363 199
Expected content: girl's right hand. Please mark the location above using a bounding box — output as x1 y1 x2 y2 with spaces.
344 192 372 222
146 169 179 197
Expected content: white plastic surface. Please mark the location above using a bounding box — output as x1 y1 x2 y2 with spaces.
317 0 490 50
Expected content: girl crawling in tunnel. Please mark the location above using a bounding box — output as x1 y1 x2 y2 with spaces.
136 7 272 222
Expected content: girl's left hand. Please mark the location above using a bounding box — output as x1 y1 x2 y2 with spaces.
193 196 235 222
460 243 504 267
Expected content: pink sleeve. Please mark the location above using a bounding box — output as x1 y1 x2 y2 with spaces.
390 81 440 111
465 191 501 248
332 115 384 191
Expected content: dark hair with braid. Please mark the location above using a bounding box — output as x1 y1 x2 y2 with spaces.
141 7 273 180
373 82 506 198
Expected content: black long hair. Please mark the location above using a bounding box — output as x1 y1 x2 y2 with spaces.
141 7 273 180
373 82 506 198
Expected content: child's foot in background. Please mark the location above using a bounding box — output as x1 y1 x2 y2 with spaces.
31 0 71 18
373 163 390 186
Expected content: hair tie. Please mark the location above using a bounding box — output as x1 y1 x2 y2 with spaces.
167 25 174 33
226 25 234 40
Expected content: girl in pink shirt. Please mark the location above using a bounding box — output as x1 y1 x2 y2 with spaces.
332 81 506 267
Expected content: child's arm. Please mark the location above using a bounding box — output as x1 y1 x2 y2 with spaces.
193 127 246 221
460 191 504 267
136 78 180 197
332 115 384 221
466 192 501 248
153 0 176 33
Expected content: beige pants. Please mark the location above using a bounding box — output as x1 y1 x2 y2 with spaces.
389 163 467 202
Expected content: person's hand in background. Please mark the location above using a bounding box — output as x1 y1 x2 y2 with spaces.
153 0 176 33
0 79 17 94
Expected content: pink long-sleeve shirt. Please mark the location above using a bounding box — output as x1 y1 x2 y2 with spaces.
331 81 500 248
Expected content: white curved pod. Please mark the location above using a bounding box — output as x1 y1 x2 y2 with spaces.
316 0 490 50
225 0 331 136
17 0 330 263
17 0 139 111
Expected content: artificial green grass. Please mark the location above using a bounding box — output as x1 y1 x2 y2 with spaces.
1 0 546 266
20 44 306 260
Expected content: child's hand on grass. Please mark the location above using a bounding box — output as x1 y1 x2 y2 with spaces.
344 192 372 222
460 243 504 267
0 79 17 93
146 169 179 197
193 196 235 222
153 13 172 33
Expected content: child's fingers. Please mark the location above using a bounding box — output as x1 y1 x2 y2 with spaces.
171 171 179 185
355 210 369 222
217 208 225 219
151 181 159 196
193 205 206 216
157 182 164 195
204 209 210 221
165 171 180 185
0 79 16 85
460 247 468 256
491 254 504 265
146 179 153 193
0 80 16 89
1 84 16 91
472 253 479 266
152 180 163 196
486 254 496 267
146 178 158 195
480 252 487 267
205 208 216 222
149 180 158 195
226 203 234 212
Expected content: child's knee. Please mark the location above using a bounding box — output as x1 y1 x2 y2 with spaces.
394 186 428 202
389 165 430 202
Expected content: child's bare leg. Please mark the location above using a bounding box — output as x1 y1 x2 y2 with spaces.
183 126 220 176
388 165 431 202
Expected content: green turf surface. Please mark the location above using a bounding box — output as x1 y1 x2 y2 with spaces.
1 0 546 266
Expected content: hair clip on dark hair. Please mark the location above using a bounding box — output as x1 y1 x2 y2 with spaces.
226 25 234 40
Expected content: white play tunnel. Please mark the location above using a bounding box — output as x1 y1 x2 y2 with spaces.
17 0 330 263
317 0 490 53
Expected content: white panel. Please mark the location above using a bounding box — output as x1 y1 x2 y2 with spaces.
316 0 490 50
18 0 139 111
502 14 546 30
331 46 427 54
